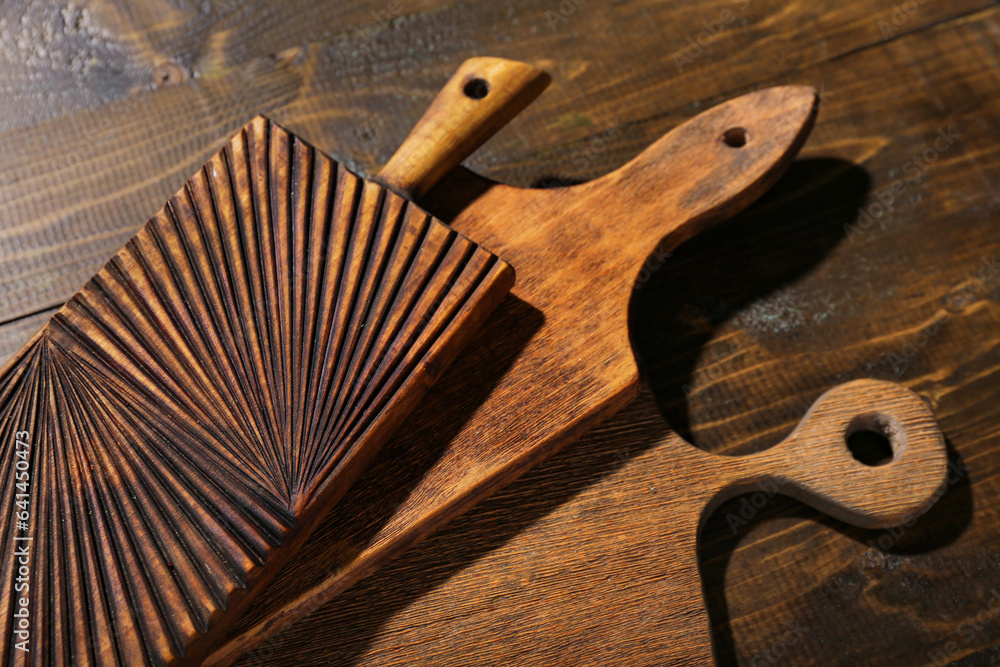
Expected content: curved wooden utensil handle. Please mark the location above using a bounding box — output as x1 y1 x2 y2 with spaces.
580 85 819 254
452 86 819 292
376 57 550 199
705 379 948 529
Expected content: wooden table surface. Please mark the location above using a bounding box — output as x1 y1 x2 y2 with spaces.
2 1 999 665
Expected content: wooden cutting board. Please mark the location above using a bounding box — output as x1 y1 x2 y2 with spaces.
213 85 947 664
0 57 551 667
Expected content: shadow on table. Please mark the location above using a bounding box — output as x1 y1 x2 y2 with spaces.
626 156 974 663
233 157 972 666
698 439 971 666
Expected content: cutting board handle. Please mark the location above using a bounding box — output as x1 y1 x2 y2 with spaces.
558 86 820 256
701 379 948 529
376 57 550 199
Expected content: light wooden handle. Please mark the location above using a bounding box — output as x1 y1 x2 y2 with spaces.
571 86 819 254
704 379 948 529
376 57 550 200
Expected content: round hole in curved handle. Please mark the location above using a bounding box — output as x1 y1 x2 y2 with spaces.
577 86 819 248
747 379 949 529
376 57 550 200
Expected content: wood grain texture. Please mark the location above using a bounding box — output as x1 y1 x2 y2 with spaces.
0 115 513 665
221 380 947 666
376 57 551 200
0 53 559 665
3 1 1000 665
208 82 822 665
0 0 991 326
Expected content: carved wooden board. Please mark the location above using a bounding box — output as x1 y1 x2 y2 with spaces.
0 55 950 666
0 58 550 666
213 85 945 664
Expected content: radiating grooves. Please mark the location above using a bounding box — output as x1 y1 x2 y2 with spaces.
0 116 513 665
298 213 505 505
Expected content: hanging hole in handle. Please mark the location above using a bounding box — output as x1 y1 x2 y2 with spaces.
463 78 490 100
845 413 904 467
722 127 748 148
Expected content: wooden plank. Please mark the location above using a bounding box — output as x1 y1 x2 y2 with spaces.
1 0 999 665
0 0 991 323
218 6 1000 666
